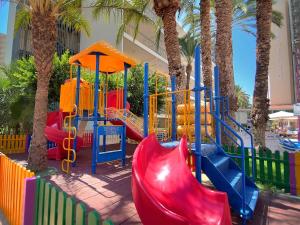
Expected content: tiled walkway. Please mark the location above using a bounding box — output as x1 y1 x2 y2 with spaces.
9 144 300 225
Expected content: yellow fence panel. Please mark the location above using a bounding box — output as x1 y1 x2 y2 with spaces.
0 135 26 154
0 154 34 225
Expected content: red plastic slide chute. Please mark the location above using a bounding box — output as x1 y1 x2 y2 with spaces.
45 111 83 160
132 134 232 225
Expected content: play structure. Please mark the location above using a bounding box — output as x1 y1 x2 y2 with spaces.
45 42 143 173
44 41 259 223
131 46 259 224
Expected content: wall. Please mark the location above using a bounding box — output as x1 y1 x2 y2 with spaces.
269 0 294 110
80 0 123 51
0 34 6 65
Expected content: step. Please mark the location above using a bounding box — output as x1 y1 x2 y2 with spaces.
245 186 259 212
224 169 243 193
208 154 230 172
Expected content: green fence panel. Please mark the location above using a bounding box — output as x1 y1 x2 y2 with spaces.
34 178 40 225
224 145 229 153
237 147 242 168
253 149 257 182
57 191 67 225
283 151 290 193
259 149 265 183
245 148 250 177
66 197 76 225
266 149 273 183
274 151 282 188
103 220 114 225
75 203 86 225
38 179 46 225
49 187 58 225
43 183 52 225
88 211 101 225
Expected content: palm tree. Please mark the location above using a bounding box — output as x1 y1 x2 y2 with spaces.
183 0 283 99
251 0 273 148
178 33 197 90
92 0 185 92
200 0 212 93
8 0 90 171
235 85 250 109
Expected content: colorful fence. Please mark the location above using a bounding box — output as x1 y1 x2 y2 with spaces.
225 147 292 193
0 154 35 225
0 134 27 154
23 177 114 225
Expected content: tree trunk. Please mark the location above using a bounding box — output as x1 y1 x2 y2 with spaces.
251 0 272 148
215 0 237 145
27 11 57 171
200 0 212 92
185 63 192 90
153 1 185 99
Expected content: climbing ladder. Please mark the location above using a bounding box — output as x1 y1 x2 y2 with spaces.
62 107 77 173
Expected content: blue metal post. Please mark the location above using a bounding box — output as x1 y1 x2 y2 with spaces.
103 74 107 152
92 53 101 174
171 76 177 141
214 66 222 147
122 64 129 166
194 45 202 183
72 65 81 167
143 63 149 137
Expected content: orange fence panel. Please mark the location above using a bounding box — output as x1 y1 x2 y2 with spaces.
0 135 26 154
0 154 34 225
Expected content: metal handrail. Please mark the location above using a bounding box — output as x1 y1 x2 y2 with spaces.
222 97 256 181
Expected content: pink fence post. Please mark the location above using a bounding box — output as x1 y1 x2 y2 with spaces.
25 135 31 153
22 177 37 225
289 153 297 195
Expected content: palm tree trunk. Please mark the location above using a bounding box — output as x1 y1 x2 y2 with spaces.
153 1 185 99
251 0 272 148
215 0 237 145
185 63 192 90
27 12 57 171
200 0 212 92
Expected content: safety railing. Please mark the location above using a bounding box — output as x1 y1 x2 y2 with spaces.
106 108 144 136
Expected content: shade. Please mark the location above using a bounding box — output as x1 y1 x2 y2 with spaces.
69 41 137 73
269 111 296 120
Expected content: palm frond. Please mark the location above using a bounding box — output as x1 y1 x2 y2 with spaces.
92 0 155 45
14 5 31 34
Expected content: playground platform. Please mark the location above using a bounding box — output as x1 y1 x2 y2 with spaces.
8 144 300 225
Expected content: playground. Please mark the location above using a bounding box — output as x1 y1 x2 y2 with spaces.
1 41 300 225
7 145 300 225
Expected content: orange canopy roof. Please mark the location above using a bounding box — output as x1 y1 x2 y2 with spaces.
69 41 137 73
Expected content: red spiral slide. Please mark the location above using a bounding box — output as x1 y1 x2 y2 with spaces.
45 111 83 160
132 134 232 225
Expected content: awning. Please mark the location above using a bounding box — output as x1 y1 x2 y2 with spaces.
269 111 297 120
69 41 137 73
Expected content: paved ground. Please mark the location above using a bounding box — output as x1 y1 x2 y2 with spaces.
0 210 8 225
7 144 300 225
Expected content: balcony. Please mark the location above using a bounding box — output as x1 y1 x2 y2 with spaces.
124 24 167 60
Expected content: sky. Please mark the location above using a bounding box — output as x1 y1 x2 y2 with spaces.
0 2 256 97
0 1 8 34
